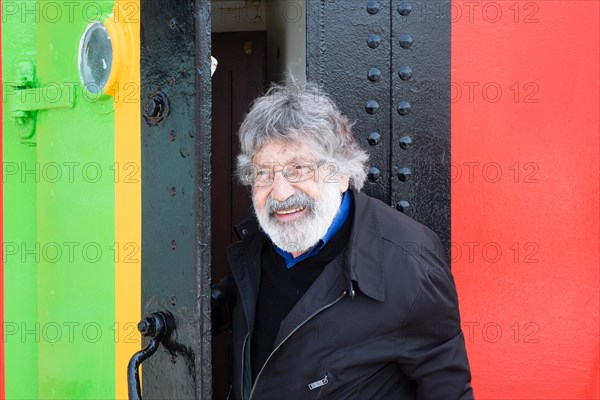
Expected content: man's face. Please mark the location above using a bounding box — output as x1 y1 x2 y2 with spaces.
251 140 350 255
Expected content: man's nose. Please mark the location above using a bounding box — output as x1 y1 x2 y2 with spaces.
270 170 296 201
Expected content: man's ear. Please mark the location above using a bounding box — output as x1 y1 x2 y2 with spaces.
338 176 350 193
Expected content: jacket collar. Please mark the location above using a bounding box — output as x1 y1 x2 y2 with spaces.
230 190 386 303
228 210 266 330
345 190 385 302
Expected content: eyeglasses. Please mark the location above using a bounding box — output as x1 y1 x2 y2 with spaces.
247 160 326 187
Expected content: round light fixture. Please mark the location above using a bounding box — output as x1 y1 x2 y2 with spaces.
78 22 113 94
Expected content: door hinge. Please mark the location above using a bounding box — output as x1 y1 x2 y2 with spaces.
5 61 75 146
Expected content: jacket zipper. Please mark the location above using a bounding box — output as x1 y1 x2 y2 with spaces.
308 374 328 390
310 372 329 400
240 333 250 400
246 290 348 400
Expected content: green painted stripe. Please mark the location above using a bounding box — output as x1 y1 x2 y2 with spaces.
2 2 39 397
35 1 116 398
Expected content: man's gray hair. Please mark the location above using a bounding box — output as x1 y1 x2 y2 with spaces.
237 82 369 190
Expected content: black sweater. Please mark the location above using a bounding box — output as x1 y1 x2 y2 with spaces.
251 213 353 381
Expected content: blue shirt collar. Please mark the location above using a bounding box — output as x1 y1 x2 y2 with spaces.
274 190 352 268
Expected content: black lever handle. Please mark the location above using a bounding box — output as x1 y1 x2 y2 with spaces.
127 312 174 400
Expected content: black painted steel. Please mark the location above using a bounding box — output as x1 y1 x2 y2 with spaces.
307 0 451 258
194 1 213 398
127 335 160 400
307 0 392 203
140 0 212 398
391 1 451 257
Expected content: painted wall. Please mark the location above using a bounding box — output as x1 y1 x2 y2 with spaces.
1 1 140 398
1 2 39 397
452 1 599 398
266 0 306 82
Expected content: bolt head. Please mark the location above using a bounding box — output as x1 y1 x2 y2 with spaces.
368 167 381 182
367 1 380 14
396 200 410 213
398 2 412 16
399 136 413 149
367 131 382 146
397 167 412 181
138 320 150 334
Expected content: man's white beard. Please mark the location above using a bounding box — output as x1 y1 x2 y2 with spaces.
254 185 342 254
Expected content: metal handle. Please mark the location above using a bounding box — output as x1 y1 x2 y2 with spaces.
127 312 174 400
211 275 237 336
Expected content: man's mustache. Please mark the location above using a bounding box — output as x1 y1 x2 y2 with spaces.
266 192 316 214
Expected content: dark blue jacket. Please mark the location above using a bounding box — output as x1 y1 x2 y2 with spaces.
226 191 474 399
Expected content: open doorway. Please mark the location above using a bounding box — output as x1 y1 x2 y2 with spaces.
210 1 306 397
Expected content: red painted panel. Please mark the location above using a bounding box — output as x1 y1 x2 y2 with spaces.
452 1 599 398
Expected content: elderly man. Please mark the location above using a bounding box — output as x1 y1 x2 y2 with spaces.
213 83 473 399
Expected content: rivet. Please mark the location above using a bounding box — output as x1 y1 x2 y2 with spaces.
396 200 410 213
241 228 249 236
365 100 380 114
367 131 382 146
398 66 413 80
397 167 412 181
399 34 413 49
368 167 381 182
169 295 177 306
399 136 413 149
170 240 177 251
367 34 382 49
398 2 412 16
169 17 177 29
169 130 176 141
367 67 381 82
367 0 380 14
397 101 411 115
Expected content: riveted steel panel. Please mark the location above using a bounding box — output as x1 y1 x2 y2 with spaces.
307 0 450 257
307 0 393 203
391 1 450 256
140 0 212 398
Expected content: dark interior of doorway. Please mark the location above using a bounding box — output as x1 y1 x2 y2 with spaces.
211 30 266 399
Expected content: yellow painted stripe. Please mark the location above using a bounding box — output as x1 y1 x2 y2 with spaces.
107 1 141 398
